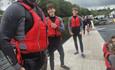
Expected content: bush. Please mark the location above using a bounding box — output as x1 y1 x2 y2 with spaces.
62 17 71 43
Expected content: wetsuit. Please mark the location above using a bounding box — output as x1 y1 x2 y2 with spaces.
0 1 47 70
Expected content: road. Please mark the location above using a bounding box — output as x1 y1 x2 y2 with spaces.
96 24 115 41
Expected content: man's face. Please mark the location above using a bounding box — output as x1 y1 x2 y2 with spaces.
26 0 40 4
47 8 56 16
30 0 40 2
112 38 115 45
72 10 78 16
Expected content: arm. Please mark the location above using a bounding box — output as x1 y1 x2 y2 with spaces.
0 3 25 70
79 16 83 31
58 17 65 32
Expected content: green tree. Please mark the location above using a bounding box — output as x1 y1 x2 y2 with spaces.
59 1 72 17
90 8 113 16
79 8 91 16
0 10 3 15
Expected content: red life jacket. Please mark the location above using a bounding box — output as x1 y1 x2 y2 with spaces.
14 2 48 64
103 43 112 69
47 16 61 37
71 16 80 28
103 43 109 57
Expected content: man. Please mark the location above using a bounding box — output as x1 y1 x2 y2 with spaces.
46 3 70 70
86 16 92 34
68 7 85 57
83 16 88 35
103 36 115 70
0 0 48 70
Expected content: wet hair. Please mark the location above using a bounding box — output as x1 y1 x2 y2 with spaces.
72 7 78 11
18 0 38 7
108 35 115 43
111 36 115 39
72 5 78 11
46 3 55 10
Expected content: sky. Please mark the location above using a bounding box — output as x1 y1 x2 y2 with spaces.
66 0 115 10
0 0 11 10
1 0 115 10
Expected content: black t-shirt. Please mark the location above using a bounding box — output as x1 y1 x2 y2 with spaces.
73 16 77 19
49 16 56 23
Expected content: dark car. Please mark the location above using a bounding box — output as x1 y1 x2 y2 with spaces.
94 17 113 25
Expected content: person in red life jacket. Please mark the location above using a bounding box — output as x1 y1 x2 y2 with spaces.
0 0 48 70
103 41 112 70
103 36 115 70
68 6 85 57
46 3 70 70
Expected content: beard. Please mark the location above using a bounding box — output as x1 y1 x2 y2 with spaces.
24 0 40 7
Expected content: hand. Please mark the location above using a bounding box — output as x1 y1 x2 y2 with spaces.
19 67 25 70
79 31 82 35
70 32 74 36
51 23 57 29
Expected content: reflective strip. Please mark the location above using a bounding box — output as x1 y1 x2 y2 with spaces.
0 51 15 70
19 42 27 51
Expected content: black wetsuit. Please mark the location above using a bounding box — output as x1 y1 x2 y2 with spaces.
0 1 46 70
83 19 88 34
47 16 65 70
68 16 84 53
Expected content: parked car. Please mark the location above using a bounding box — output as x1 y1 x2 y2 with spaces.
93 17 113 25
